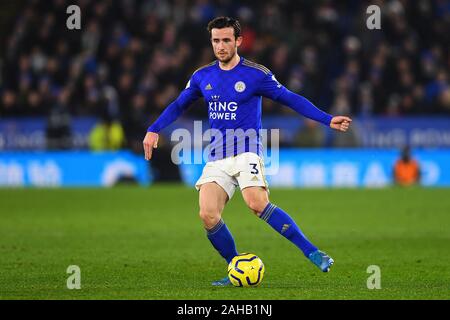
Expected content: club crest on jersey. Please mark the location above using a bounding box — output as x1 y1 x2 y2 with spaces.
234 81 246 93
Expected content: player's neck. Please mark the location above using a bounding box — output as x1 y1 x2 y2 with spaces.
218 53 241 71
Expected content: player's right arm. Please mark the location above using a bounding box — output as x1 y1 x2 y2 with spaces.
143 75 202 160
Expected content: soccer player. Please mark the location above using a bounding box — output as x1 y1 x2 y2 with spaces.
143 17 352 286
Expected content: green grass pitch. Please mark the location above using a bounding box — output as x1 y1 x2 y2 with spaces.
0 185 449 299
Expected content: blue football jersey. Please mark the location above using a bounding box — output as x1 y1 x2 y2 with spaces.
186 57 286 160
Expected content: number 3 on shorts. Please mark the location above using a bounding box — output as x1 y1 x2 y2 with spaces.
250 163 259 174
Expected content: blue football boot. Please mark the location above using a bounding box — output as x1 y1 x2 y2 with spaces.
211 275 231 286
308 250 334 272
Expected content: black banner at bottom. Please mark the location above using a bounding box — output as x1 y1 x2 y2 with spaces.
0 300 447 318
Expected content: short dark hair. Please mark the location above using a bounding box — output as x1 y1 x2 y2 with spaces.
207 16 241 39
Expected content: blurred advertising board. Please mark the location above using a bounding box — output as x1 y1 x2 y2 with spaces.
0 151 151 187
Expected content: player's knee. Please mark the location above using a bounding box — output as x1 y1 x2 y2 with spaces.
199 208 221 228
246 198 268 216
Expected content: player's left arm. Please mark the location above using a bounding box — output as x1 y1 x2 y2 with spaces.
257 72 352 132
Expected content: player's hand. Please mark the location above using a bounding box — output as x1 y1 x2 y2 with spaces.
330 116 352 132
143 132 159 160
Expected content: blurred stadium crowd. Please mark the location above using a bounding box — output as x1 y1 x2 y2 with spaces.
0 0 449 150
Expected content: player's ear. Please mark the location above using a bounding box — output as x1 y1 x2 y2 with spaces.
235 36 243 47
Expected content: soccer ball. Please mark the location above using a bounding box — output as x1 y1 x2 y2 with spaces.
227 253 265 287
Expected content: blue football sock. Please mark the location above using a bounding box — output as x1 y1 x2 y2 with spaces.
206 219 238 264
260 203 317 257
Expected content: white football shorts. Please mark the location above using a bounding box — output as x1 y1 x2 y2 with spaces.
195 152 269 199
